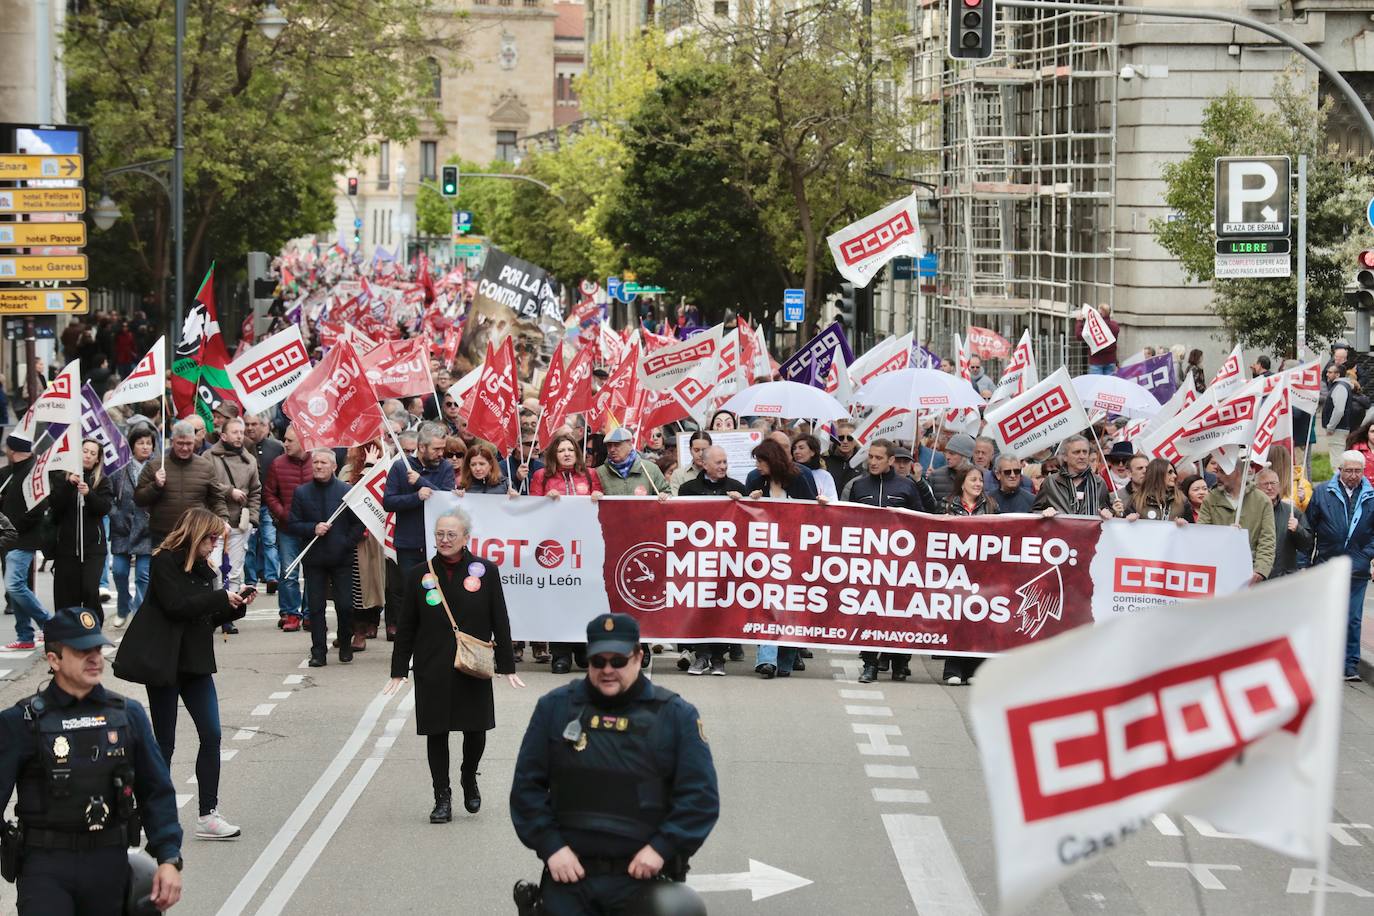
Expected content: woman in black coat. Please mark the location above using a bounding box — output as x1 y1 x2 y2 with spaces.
49 438 114 615
112 507 254 839
386 507 524 823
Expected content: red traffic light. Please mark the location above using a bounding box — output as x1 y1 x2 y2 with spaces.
1359 250 1374 269
347 177 359 196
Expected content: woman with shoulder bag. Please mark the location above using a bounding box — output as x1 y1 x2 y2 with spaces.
385 508 524 824
49 438 114 616
112 507 255 841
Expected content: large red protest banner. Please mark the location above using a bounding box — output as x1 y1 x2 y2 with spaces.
425 494 1253 651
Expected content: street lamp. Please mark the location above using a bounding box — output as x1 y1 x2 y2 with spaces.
256 3 288 40
92 194 123 231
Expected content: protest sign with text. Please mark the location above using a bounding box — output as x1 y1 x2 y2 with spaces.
427 495 1250 647
228 326 310 414
675 429 765 484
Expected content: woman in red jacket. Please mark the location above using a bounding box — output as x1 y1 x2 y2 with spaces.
529 435 603 499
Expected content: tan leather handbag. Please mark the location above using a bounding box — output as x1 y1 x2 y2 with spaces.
427 560 495 679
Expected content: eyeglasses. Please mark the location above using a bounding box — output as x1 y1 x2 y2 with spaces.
999 469 1023 476
434 531 464 542
589 654 631 669
836 435 855 442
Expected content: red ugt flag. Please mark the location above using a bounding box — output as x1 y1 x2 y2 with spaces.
282 345 386 453
467 336 521 455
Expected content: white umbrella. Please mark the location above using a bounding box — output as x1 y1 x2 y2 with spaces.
720 381 849 422
851 368 983 412
1071 374 1161 419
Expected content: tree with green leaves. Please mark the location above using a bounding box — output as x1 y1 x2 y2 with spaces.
1152 73 1374 356
66 0 455 312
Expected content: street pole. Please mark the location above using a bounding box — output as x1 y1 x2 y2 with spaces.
1297 154 1308 358
172 0 185 345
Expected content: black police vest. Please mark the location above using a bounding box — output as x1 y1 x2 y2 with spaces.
14 692 136 834
551 685 677 844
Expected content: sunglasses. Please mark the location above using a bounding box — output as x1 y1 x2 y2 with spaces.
999 469 1023 476
836 435 855 442
589 654 631 669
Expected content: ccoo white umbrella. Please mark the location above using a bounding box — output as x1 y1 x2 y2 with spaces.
1071 374 1161 419
720 381 850 422
851 367 983 412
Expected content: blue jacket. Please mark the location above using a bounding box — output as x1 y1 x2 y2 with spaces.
287 477 365 568
381 455 455 550
1303 476 1374 579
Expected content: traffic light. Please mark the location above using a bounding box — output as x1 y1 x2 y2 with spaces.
835 282 856 331
441 165 459 198
949 0 995 61
347 176 359 196
1356 250 1374 307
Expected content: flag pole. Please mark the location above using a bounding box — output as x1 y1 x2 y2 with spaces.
161 390 167 471
281 500 349 579
1087 423 1124 509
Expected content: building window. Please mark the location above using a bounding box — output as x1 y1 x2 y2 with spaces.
427 58 442 98
421 141 438 181
714 0 728 13
377 141 391 190
496 130 519 162
523 0 539 6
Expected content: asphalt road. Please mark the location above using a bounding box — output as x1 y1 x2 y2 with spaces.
2 590 1374 915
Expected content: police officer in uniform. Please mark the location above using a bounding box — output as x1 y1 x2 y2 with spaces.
511 613 718 915
0 608 183 914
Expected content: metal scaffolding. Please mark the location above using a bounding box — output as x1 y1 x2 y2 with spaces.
906 0 1117 375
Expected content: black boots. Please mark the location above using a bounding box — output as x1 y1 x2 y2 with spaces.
430 788 452 823
858 664 879 684
461 772 481 814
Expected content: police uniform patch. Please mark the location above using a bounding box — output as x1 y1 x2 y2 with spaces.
603 618 614 631
79 611 96 630
615 719 627 732
53 735 70 759
590 715 600 729
697 719 708 743
107 730 119 744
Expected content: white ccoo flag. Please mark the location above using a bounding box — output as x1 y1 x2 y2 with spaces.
988 329 1038 410
1209 344 1245 397
1078 304 1116 355
983 366 1089 459
341 457 390 545
107 338 165 407
30 360 81 426
228 326 311 415
22 424 81 510
826 195 924 288
971 561 1346 914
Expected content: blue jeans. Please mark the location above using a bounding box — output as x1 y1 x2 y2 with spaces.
277 530 304 619
1088 363 1117 376
145 674 222 817
755 644 798 675
111 553 151 620
5 549 49 642
244 512 279 585
1347 577 1368 677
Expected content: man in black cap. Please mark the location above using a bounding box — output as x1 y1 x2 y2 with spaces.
511 612 719 915
0 608 183 914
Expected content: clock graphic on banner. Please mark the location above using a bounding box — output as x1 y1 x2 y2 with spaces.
614 543 667 613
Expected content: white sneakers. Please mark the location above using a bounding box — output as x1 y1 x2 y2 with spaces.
110 615 127 629
944 675 963 686
195 809 241 840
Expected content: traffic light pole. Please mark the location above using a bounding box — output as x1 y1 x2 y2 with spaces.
1297 155 1307 357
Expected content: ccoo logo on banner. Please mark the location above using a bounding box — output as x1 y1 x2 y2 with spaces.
229 326 311 414
985 367 1089 459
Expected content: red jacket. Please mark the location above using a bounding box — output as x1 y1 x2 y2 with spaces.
265 453 313 524
530 467 602 497
1355 441 1374 487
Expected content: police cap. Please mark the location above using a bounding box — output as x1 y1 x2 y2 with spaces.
586 613 639 656
43 607 114 650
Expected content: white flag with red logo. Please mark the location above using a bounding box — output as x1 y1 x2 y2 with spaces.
852 406 916 453
32 360 81 426
359 337 434 400
383 512 397 562
1250 380 1292 467
984 367 1089 459
22 424 81 510
967 325 1011 360
1267 358 1320 414
342 322 384 356
636 325 723 423
596 322 626 367
970 561 1345 914
849 332 912 388
955 333 972 381
714 329 740 398
988 330 1039 410
107 338 166 407
1209 344 1245 397
467 336 522 454
342 458 390 544
826 195 924 288
821 346 853 405
1078 304 1116 355
751 323 774 380
281 345 386 453
228 326 310 415
1138 383 1260 466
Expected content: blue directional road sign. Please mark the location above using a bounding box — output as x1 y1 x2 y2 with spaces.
607 277 622 300
783 288 805 323
918 252 938 277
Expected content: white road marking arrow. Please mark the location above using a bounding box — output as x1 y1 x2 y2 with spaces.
687 859 813 901
1262 205 1278 222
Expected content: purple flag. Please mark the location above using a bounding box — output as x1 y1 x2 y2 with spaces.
778 321 854 389
1117 353 1177 405
46 384 134 475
